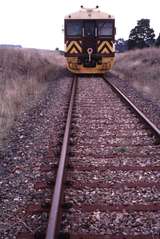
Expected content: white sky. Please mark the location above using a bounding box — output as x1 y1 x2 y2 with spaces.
0 0 159 50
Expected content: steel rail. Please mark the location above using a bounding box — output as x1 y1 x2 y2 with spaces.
45 76 77 239
103 76 160 142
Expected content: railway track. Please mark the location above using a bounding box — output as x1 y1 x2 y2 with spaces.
45 76 160 239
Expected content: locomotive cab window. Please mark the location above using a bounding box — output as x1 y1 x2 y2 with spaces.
97 21 113 36
84 21 95 37
66 21 82 36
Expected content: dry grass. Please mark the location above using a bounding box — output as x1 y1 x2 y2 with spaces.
0 47 65 148
112 48 160 104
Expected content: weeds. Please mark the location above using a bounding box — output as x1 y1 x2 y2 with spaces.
0 47 65 148
112 48 160 104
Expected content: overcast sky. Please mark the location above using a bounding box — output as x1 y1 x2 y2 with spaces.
0 0 159 50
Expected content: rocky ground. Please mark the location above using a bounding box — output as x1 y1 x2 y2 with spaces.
0 68 160 238
0 74 72 238
109 71 160 130
60 77 160 237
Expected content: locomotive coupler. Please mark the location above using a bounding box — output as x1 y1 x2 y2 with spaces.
87 48 93 62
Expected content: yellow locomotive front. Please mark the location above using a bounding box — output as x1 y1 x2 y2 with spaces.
64 6 116 74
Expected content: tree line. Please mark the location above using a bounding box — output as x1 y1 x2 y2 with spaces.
116 19 160 52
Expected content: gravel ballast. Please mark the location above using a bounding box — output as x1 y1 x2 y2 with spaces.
0 75 72 238
61 77 160 237
1 72 160 238
109 71 160 129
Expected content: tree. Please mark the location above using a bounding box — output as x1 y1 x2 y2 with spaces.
155 33 160 47
115 38 128 52
128 19 155 50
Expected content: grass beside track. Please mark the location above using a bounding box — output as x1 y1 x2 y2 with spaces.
0 47 65 149
112 47 160 106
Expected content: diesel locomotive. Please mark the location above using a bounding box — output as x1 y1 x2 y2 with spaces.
64 6 116 74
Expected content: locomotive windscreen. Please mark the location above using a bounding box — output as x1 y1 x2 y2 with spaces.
97 21 113 36
84 21 95 37
66 21 82 36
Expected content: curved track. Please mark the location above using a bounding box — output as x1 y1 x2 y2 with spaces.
45 76 160 239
